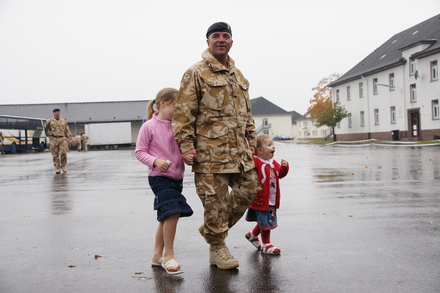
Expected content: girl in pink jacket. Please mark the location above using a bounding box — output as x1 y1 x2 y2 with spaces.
245 134 289 254
135 88 193 275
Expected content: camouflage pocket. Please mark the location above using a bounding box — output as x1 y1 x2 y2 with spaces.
196 122 229 163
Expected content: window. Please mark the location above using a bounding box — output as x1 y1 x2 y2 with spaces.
359 82 364 98
360 111 365 126
312 130 317 136
321 130 326 136
298 122 301 127
409 58 415 75
433 100 439 119
390 106 396 124
410 84 417 102
263 130 269 135
263 118 268 126
373 78 378 95
304 121 308 127
336 89 340 102
347 86 351 101
389 73 395 91
337 122 341 129
298 131 301 137
374 109 379 125
348 113 352 128
304 131 309 136
431 61 438 81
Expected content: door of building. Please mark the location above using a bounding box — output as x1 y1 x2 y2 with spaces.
409 110 420 138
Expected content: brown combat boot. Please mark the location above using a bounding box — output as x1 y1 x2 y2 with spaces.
62 166 67 173
55 168 61 174
209 241 239 270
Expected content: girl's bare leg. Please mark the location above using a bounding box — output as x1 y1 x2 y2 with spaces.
152 221 164 263
163 213 180 264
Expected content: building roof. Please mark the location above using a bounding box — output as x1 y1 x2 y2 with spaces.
329 14 440 87
0 100 149 123
0 96 302 124
288 110 306 124
250 97 290 116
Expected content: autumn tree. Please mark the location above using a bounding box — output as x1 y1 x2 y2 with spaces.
307 73 341 118
307 73 348 141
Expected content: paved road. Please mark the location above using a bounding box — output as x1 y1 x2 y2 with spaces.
1 143 439 293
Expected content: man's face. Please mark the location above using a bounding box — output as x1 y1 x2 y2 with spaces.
53 111 60 119
207 32 233 60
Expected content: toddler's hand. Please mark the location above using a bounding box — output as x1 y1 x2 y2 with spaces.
280 159 288 167
154 158 171 172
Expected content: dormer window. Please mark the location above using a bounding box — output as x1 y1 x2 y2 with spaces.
409 59 416 75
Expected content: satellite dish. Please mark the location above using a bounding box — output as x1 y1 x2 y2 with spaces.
415 70 418 79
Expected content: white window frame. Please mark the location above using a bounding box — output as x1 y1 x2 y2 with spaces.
312 130 317 136
359 82 364 98
409 58 416 75
373 78 378 95
336 89 340 102
347 86 351 101
390 106 396 124
360 111 365 127
389 73 395 91
433 100 439 119
304 121 308 127
431 60 438 81
410 84 417 102
374 109 379 125
263 118 268 126
348 113 352 128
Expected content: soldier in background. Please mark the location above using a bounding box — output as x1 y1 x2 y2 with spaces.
45 108 72 174
172 22 260 270
81 133 89 152
73 133 82 151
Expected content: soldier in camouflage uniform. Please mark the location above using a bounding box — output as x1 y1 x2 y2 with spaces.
81 133 89 152
73 133 82 151
0 131 4 147
173 22 261 270
45 108 73 174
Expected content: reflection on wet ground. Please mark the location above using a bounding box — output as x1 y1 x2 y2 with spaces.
1 144 439 293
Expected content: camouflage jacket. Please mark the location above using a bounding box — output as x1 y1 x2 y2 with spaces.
172 48 256 174
44 117 73 139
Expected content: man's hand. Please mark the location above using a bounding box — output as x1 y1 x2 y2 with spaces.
154 158 172 172
182 149 197 165
280 159 288 167
47 118 52 124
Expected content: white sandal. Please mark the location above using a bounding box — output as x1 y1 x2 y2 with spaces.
245 231 261 250
261 243 281 254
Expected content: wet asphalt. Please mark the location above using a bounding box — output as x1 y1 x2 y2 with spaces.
0 142 439 293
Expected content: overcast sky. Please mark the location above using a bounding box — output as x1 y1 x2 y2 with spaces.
0 1 439 115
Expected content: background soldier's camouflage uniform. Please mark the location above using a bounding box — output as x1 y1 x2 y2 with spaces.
45 117 72 169
173 48 261 244
73 134 82 151
81 134 88 152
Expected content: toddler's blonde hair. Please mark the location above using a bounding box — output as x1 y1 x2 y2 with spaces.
256 134 271 149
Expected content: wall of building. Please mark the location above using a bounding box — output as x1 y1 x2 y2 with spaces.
253 115 292 138
332 51 439 141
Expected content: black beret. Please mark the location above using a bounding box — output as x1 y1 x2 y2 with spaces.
53 108 60 112
206 22 232 39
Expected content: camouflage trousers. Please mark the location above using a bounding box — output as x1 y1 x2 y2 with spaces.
195 168 261 244
50 137 68 169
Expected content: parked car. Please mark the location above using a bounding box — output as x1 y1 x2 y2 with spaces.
273 134 291 141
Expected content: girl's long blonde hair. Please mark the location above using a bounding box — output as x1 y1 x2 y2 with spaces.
147 87 178 120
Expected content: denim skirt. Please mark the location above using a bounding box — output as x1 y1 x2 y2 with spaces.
148 176 193 222
245 206 278 230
